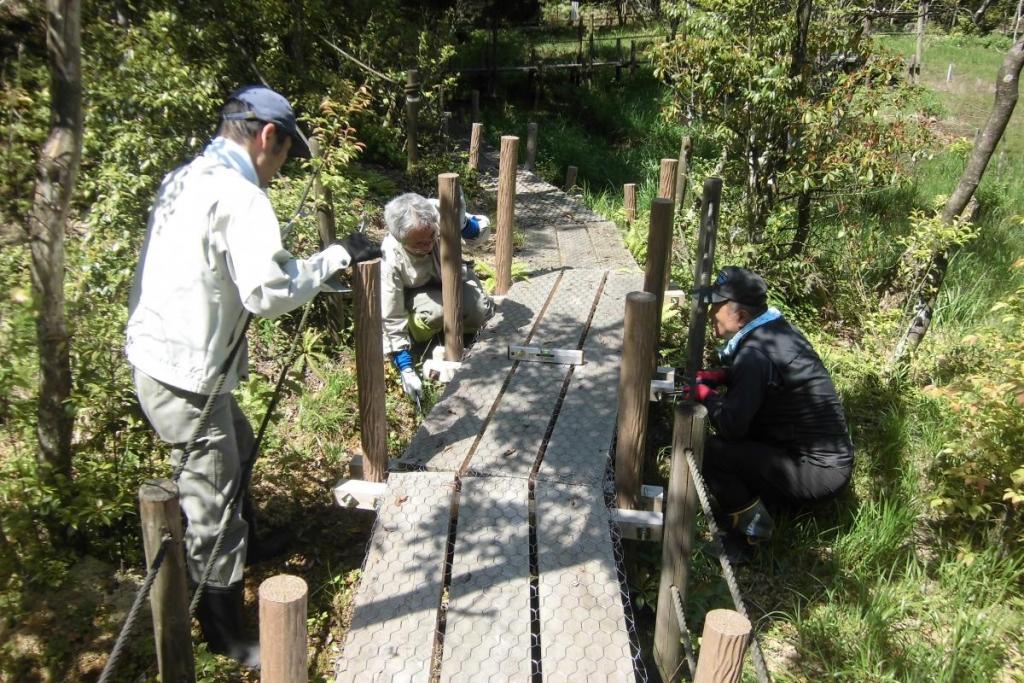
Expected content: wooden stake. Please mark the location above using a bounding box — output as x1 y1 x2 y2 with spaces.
526 122 538 171
693 609 752 683
354 259 388 482
139 480 195 683
653 403 708 683
496 135 518 295
259 575 308 683
644 198 675 338
658 158 679 200
615 291 658 509
624 183 637 224
469 122 483 171
405 69 420 172
438 173 464 361
565 165 578 190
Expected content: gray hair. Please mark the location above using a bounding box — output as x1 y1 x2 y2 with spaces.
384 193 439 241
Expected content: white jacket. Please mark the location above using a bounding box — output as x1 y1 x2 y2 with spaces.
125 137 350 394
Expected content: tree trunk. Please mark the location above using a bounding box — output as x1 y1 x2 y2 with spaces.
28 0 81 488
893 40 1023 364
790 191 812 257
972 0 994 26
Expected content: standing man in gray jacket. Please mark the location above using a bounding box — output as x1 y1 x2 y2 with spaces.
125 85 379 667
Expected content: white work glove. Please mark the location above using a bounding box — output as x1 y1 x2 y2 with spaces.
400 367 423 401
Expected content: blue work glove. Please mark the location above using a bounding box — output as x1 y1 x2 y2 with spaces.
392 350 422 401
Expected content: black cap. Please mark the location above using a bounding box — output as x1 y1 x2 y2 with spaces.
222 85 311 159
710 266 768 307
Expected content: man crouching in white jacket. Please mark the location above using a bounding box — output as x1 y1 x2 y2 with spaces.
381 192 495 401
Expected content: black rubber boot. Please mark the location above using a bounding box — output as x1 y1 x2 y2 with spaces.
196 583 260 669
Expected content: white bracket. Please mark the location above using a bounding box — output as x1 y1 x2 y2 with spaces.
650 366 675 401
641 484 665 513
333 479 387 511
507 344 585 365
611 508 664 542
424 344 463 383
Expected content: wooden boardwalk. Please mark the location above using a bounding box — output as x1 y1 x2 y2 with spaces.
336 165 644 682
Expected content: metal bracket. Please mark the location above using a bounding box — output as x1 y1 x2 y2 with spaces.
333 479 387 511
507 344 584 365
610 508 663 542
424 344 463 383
650 366 676 401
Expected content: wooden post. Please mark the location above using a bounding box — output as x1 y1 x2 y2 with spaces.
693 609 752 683
259 575 308 683
676 136 693 211
139 480 195 683
624 183 637 224
405 69 420 172
616 37 623 81
644 198 674 339
912 0 927 83
438 173 464 361
653 403 708 683
308 138 346 341
471 88 480 122
354 259 388 483
614 291 658 510
526 122 538 172
658 158 679 200
565 165 578 190
495 135 518 295
469 122 483 170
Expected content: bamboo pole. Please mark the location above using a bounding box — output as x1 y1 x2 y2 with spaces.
624 183 637 224
354 259 388 482
658 158 679 200
653 403 707 683
565 165 578 190
438 172 464 361
139 480 195 682
526 122 538 171
693 609 752 683
495 136 518 295
469 122 483 171
614 291 658 509
405 69 420 171
259 575 308 683
643 198 675 337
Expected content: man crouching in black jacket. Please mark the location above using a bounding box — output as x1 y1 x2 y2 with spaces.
688 266 854 554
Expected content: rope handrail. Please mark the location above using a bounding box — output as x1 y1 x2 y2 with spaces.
98 534 173 683
684 447 773 683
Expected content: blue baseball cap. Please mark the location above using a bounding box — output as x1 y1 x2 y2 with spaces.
222 85 311 158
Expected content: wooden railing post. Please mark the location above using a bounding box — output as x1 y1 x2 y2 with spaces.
354 259 388 482
624 183 637 225
653 402 708 683
308 138 347 341
469 122 483 171
614 291 658 510
694 609 752 683
259 575 308 683
405 69 420 172
438 172 464 361
643 198 675 338
139 479 195 683
526 122 538 172
495 135 518 295
658 158 679 200
565 165 578 190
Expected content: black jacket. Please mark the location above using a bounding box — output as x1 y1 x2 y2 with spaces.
704 317 854 467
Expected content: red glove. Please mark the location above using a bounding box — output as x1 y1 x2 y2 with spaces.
681 382 714 403
696 368 728 386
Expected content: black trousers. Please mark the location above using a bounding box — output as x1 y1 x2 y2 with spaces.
702 436 851 513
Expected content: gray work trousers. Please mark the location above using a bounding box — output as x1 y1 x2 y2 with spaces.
134 369 250 588
406 275 493 342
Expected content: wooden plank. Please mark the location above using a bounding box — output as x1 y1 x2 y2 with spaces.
440 477 531 681
336 472 456 682
536 482 635 681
